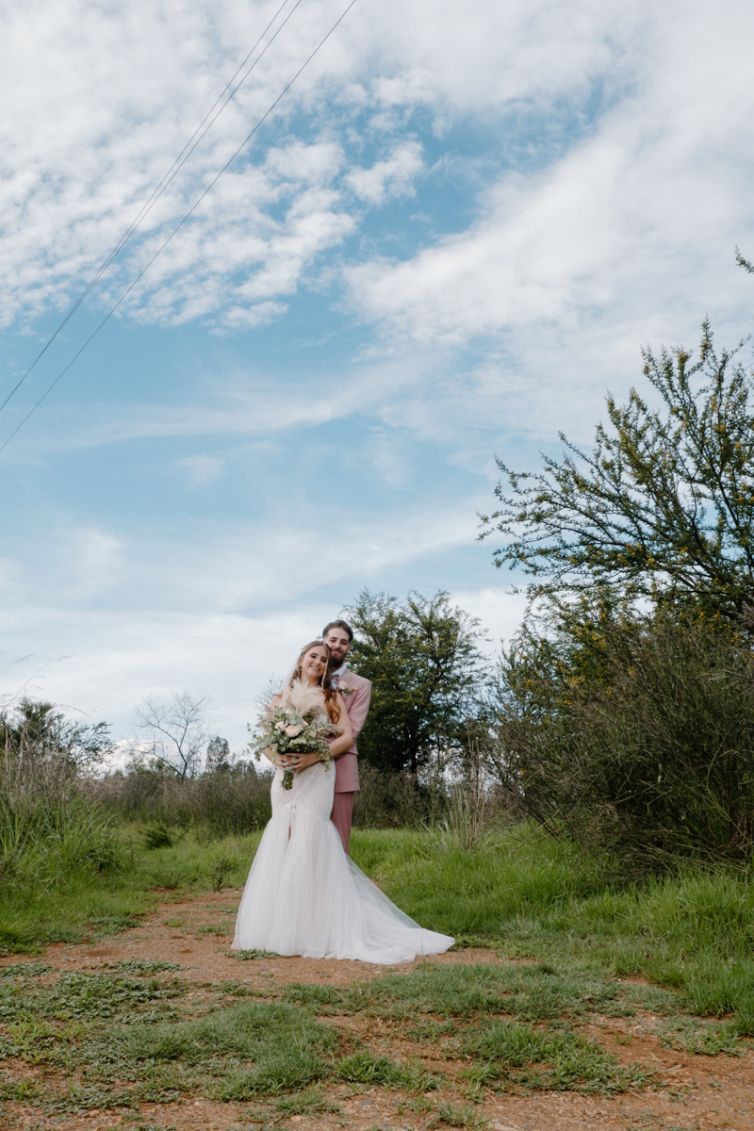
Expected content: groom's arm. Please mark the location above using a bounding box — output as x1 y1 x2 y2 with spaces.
347 679 372 743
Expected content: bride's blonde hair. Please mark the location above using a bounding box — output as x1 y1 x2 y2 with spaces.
289 640 341 723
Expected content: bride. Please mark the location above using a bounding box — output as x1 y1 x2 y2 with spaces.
232 640 454 964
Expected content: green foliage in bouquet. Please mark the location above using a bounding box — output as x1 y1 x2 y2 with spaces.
251 704 332 790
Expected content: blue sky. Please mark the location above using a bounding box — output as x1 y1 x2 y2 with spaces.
2 0 754 758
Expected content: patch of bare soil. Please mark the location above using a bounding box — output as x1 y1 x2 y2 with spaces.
3 889 753 1131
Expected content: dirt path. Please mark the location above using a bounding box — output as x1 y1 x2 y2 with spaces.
2 889 753 1131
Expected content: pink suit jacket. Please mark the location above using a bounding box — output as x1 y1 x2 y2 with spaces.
334 669 371 793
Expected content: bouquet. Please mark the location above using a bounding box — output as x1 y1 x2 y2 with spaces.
251 684 334 790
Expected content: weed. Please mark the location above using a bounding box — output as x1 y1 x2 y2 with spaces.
0 962 48 978
0 1071 40 1102
429 1102 489 1129
274 1084 340 1116
209 853 236 891
463 1019 647 1094
195 923 226 935
103 960 181 974
336 1050 436 1092
285 963 632 1025
144 822 175 849
657 1018 743 1056
106 1001 338 1099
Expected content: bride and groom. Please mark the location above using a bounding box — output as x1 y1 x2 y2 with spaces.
232 619 453 964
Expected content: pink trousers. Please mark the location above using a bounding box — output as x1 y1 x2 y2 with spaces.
330 791 355 854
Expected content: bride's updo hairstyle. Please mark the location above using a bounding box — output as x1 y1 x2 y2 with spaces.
289 640 341 724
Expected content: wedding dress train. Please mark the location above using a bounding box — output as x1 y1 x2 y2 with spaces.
232 760 454 964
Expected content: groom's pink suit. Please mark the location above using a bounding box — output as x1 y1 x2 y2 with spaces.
331 668 372 854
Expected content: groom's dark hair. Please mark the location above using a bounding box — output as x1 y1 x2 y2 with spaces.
323 619 354 642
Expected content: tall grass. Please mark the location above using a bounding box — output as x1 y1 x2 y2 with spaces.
0 747 124 953
4 794 754 1031
350 825 754 1031
0 736 120 890
89 764 272 836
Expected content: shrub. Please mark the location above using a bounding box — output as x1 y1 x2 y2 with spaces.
91 762 272 838
492 603 754 868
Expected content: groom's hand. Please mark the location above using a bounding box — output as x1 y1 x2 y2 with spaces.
293 752 320 772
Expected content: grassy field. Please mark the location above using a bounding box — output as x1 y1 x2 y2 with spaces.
2 821 754 1128
3 821 754 1031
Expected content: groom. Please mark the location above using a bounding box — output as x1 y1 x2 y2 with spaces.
323 618 371 854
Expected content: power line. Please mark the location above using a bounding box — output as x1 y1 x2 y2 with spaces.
0 0 358 455
0 0 305 417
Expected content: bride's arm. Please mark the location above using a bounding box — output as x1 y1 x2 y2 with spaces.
294 692 353 770
261 693 285 767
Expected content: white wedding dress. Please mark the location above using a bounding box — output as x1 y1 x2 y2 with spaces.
232 687 453 964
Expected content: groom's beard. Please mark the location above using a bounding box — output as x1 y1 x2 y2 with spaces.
328 657 348 680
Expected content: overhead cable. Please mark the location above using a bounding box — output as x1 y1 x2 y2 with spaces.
0 0 304 416
0 0 358 454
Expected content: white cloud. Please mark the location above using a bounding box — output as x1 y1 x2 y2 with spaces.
5 0 754 763
140 503 477 612
353 0 635 114
368 427 410 488
175 454 226 487
0 496 486 752
67 527 125 597
0 0 644 330
346 141 424 205
2 583 530 758
1 352 433 457
450 587 529 654
0 605 334 755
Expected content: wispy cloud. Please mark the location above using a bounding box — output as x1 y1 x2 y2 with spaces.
0 0 642 331
4 0 754 760
345 141 424 205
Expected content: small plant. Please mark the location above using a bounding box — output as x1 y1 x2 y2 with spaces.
429 1103 489 1130
209 853 235 891
143 822 174 850
336 1050 436 1092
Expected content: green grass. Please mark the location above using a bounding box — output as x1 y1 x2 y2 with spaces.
425 1101 490 1129
351 823 612 939
335 1049 436 1091
656 1017 743 1056
0 966 339 1115
283 962 642 1022
1 823 754 1131
4 820 754 1031
355 826 754 1030
462 1019 645 1093
115 1002 338 1100
284 962 653 1098
0 826 261 954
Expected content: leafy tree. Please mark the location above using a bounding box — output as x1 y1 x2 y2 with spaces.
205 735 232 773
491 597 754 867
345 590 488 775
0 699 112 770
0 700 116 882
480 319 754 622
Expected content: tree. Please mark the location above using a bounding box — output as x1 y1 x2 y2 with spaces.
133 692 209 779
491 595 754 866
480 320 754 622
205 735 232 773
0 699 112 770
345 590 488 775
